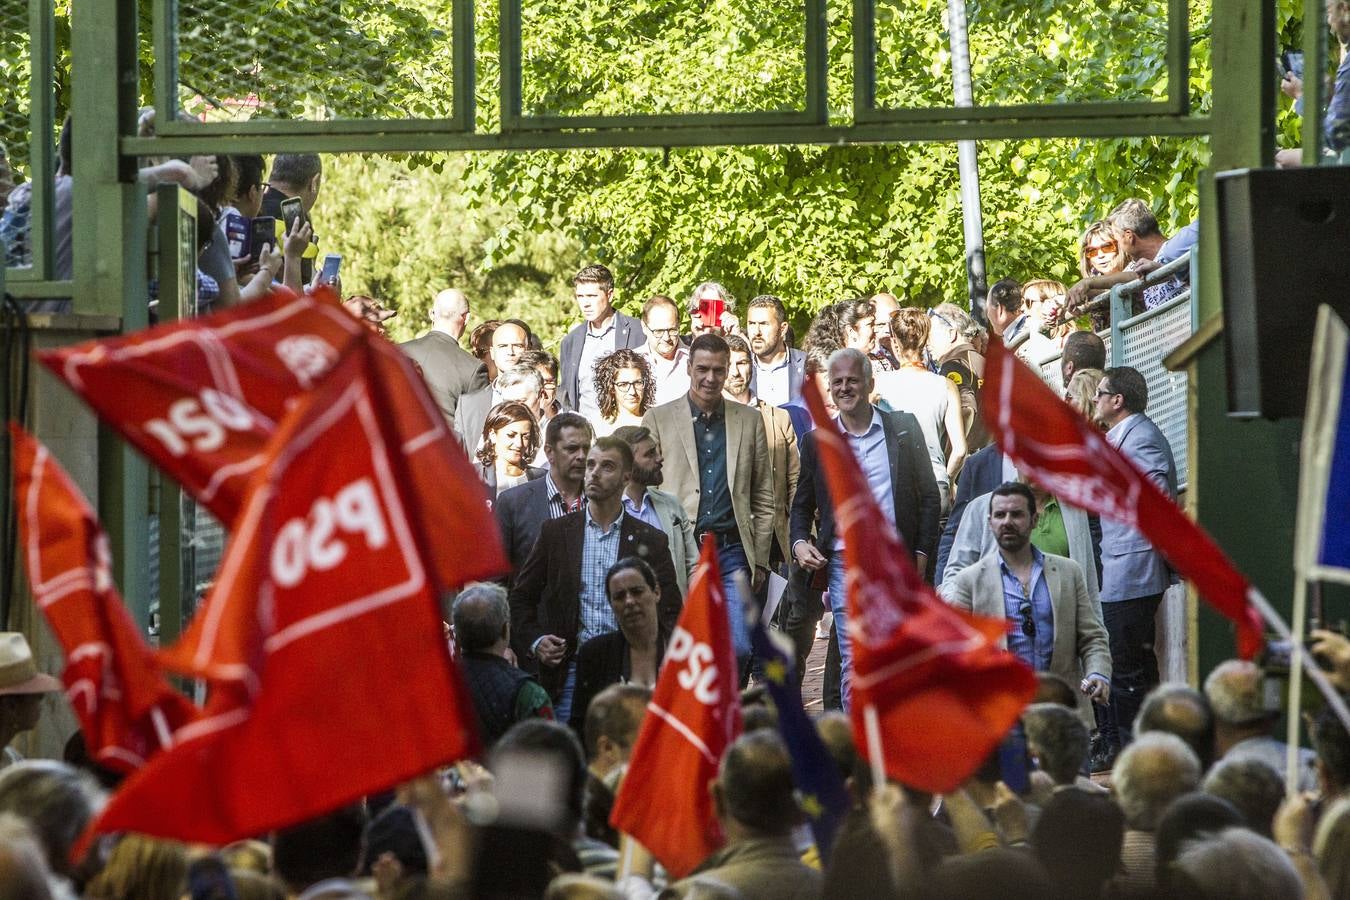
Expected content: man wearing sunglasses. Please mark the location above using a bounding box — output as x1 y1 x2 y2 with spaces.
940 482 1111 729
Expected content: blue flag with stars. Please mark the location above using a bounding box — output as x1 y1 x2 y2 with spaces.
749 616 851 860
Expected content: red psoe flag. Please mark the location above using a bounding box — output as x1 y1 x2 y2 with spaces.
82 343 482 847
609 537 743 879
801 381 1036 794
981 339 1264 659
9 425 199 772
38 288 505 593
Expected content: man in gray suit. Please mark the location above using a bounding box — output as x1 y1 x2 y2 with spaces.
940 482 1111 728
399 288 488 429
1093 365 1178 762
559 264 645 417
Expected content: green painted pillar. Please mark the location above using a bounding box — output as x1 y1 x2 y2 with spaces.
71 0 153 627
1192 0 1296 675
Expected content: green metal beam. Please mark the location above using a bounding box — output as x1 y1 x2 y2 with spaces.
122 113 1213 156
1302 0 1327 164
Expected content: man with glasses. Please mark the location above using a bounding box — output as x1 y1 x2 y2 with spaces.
639 295 691 406
1092 366 1178 768
940 482 1111 727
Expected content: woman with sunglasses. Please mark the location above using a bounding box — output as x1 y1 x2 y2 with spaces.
1063 221 1132 329
592 349 655 437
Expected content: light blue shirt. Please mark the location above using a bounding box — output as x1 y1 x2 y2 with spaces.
576 318 618 421
999 547 1054 672
579 510 623 643
836 407 894 549
622 491 662 531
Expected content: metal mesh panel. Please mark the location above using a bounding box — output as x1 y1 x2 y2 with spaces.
518 0 808 117
175 0 458 122
1116 293 1192 488
1038 328 1111 397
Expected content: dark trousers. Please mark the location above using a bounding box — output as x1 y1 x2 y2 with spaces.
778 570 825 686
1099 592 1163 749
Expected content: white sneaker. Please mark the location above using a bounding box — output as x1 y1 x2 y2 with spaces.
816 611 833 641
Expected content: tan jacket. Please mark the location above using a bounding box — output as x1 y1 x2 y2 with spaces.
753 399 799 561
940 550 1111 725
642 396 775 572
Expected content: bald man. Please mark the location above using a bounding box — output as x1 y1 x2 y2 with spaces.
401 288 488 428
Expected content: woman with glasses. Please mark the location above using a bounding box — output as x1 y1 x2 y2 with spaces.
874 308 969 514
476 400 544 504
1065 221 1132 329
592 349 656 437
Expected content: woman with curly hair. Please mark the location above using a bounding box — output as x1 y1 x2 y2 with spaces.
476 400 544 503
592 349 655 437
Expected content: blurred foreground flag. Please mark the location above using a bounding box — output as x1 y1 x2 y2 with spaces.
801 381 1036 794
1296 306 1350 582
748 615 849 860
610 537 742 879
80 342 482 848
10 425 199 773
982 338 1264 660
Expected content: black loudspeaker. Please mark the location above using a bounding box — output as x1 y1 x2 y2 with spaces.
1216 166 1350 419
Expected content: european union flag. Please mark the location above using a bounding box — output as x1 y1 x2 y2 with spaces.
749 615 851 860
1298 306 1350 583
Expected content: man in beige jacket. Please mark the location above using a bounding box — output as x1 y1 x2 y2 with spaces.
940 482 1111 726
642 333 774 665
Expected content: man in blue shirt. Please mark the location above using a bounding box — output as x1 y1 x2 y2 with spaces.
941 482 1112 729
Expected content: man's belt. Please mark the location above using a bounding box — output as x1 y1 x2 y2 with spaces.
696 529 742 549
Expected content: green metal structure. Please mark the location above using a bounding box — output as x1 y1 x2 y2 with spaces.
0 0 1331 688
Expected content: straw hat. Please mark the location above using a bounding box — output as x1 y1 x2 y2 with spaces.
0 633 61 696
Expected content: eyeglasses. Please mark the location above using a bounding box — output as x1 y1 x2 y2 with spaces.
614 381 644 393
647 327 680 336
927 309 954 330
1019 602 1036 639
1086 241 1118 257
1094 386 1119 398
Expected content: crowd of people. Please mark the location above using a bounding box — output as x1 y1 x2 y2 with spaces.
1 150 1342 900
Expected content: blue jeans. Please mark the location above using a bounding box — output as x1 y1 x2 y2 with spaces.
828 553 853 710
717 543 752 660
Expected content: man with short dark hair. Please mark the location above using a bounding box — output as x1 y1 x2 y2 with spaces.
984 278 1025 340
508 439 680 723
1093 365 1178 763
791 348 941 707
725 334 799 578
259 153 323 284
494 412 593 583
1060 330 1107 386
940 482 1111 726
454 582 553 746
668 731 823 899
643 333 775 666
1022 702 1102 795
401 288 489 428
612 425 696 594
744 295 806 406
560 265 644 417
639 295 690 406
580 683 651 846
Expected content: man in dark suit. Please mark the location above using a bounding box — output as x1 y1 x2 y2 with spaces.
789 348 941 709
1093 365 1178 763
744 295 807 407
494 412 593 582
559 264 645 417
509 437 680 723
400 288 488 429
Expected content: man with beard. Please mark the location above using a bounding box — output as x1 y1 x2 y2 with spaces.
940 482 1111 715
725 335 799 579
509 438 680 723
744 294 806 406
611 425 697 596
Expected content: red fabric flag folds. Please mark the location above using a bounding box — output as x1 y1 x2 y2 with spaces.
981 339 1264 659
9 425 199 772
81 340 484 847
609 537 743 879
38 288 504 594
802 381 1036 794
